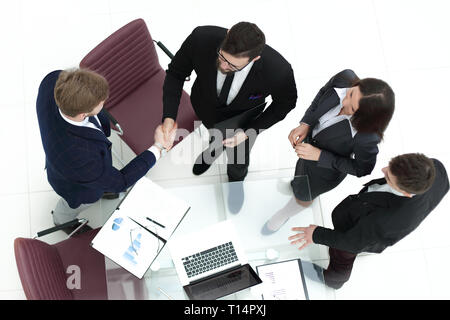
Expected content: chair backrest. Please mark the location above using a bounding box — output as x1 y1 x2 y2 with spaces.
80 18 161 110
14 238 73 300
14 228 107 300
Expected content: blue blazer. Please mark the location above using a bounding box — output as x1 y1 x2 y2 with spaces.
36 70 156 209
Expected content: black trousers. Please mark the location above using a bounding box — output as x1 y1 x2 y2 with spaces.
206 132 256 182
323 247 358 289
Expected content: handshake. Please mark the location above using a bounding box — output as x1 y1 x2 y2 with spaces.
153 118 178 152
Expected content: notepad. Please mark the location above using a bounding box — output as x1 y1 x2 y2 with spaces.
91 178 190 279
256 259 309 300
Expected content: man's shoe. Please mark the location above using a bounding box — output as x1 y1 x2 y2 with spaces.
227 181 245 214
193 151 214 176
102 192 119 200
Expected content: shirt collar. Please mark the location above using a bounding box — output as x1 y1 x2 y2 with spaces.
334 87 358 137
59 108 90 127
217 60 255 78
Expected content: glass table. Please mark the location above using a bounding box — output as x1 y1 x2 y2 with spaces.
105 173 335 300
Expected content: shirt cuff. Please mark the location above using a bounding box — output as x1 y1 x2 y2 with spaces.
148 145 161 161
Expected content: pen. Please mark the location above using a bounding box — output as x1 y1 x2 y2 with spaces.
127 216 167 244
146 216 166 228
158 287 173 300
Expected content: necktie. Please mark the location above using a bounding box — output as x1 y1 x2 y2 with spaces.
218 73 235 107
88 116 103 133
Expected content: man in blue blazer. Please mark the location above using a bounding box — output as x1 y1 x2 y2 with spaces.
36 69 176 234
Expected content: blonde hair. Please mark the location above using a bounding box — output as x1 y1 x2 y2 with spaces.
54 68 109 117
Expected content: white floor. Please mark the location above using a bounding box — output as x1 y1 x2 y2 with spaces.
1 0 450 300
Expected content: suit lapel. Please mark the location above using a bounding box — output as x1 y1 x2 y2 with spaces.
67 125 112 146
357 178 405 208
358 178 387 194
313 117 352 142
227 58 263 110
312 88 341 123
357 190 395 208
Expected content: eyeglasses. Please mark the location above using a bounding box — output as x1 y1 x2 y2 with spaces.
129 225 162 257
217 50 250 72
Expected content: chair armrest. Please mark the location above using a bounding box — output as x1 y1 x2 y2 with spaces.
35 218 88 239
154 40 190 81
103 109 123 136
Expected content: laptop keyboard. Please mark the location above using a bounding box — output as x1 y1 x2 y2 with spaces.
182 242 238 278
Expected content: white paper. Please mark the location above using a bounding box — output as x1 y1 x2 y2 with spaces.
257 259 308 300
91 178 190 279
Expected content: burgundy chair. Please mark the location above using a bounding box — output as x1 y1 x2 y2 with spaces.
14 228 107 300
80 18 198 155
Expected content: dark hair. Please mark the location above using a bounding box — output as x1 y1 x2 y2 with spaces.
350 78 395 139
389 153 436 195
220 22 266 61
54 68 109 117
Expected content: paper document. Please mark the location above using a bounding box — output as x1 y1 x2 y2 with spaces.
256 259 309 300
91 178 190 279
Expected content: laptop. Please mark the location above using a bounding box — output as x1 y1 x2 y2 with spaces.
214 101 267 138
168 220 262 300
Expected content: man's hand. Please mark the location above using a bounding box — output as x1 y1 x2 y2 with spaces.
288 123 310 147
154 123 177 151
288 225 317 251
162 118 177 149
223 131 248 148
295 143 321 161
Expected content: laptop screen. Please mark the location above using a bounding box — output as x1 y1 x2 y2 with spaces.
183 264 262 300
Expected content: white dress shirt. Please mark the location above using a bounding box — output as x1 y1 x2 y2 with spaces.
216 61 255 106
59 109 161 160
311 87 357 138
59 108 102 132
367 183 411 197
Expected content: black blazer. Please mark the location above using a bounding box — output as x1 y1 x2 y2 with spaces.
312 159 449 254
301 69 381 178
163 26 297 131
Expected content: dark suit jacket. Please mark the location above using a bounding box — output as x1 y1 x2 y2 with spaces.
313 159 449 254
36 70 156 209
292 69 381 200
163 26 297 131
302 69 381 178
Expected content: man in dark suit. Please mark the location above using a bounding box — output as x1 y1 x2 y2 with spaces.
161 22 297 182
288 153 449 289
37 69 176 234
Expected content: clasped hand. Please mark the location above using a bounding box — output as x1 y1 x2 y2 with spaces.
288 123 321 161
157 118 178 150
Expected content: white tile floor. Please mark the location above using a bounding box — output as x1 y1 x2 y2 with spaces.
1 0 449 300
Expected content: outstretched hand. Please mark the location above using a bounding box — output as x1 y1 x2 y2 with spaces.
223 131 248 148
288 225 317 251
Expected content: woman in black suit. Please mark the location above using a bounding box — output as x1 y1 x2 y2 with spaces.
263 69 395 233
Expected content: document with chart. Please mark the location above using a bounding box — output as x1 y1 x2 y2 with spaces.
256 259 309 300
91 178 190 279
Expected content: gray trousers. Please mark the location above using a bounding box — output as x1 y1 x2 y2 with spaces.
53 198 96 225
